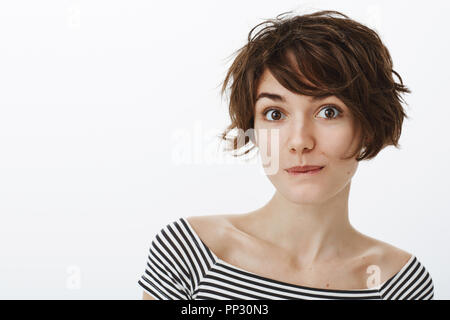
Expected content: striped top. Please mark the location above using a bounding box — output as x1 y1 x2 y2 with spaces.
138 217 435 300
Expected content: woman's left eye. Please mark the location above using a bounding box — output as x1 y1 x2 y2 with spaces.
316 105 342 120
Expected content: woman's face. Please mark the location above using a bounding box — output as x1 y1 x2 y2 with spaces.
253 68 362 205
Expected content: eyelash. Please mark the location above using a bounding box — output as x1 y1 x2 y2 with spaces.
262 105 343 122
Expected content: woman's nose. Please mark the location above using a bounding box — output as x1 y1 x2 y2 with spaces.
287 121 314 153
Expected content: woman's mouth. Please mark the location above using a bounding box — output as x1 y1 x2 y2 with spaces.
285 166 325 176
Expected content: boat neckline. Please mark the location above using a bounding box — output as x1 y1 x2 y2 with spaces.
181 216 415 293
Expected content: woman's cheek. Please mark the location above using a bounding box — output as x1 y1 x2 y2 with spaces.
255 126 280 156
318 127 355 158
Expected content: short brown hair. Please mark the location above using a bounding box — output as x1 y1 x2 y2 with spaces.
219 9 410 161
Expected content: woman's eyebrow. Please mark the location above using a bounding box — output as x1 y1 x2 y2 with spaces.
255 92 286 103
255 92 334 104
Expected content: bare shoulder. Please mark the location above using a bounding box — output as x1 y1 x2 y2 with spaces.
185 214 238 256
379 241 413 277
185 214 231 235
353 233 413 286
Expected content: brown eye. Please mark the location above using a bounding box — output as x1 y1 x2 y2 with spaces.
263 108 285 121
317 105 342 120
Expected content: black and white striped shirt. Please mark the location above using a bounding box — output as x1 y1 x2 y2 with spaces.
138 217 435 300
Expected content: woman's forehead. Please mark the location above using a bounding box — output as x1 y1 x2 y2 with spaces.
256 73 343 105
256 64 319 96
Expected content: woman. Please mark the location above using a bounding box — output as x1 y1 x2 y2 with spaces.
138 10 434 300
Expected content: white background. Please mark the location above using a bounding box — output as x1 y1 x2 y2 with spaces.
0 0 449 299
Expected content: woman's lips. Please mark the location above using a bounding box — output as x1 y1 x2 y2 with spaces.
285 166 324 175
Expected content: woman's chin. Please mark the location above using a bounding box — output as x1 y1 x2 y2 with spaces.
283 191 325 205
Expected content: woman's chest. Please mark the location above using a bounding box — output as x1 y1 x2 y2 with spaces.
218 238 371 290
188 215 379 291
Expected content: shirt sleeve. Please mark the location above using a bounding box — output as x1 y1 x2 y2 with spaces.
408 268 435 300
380 255 435 300
138 220 193 300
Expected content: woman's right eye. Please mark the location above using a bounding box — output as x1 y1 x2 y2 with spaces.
263 108 286 121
